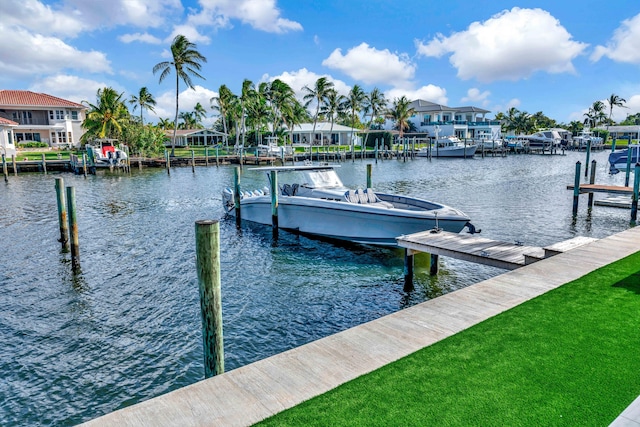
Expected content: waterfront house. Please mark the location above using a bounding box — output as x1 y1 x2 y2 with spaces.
0 90 87 148
164 129 227 147
0 116 18 157
385 99 501 141
607 125 640 142
289 122 362 145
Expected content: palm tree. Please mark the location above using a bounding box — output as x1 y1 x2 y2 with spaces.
81 87 130 143
129 87 156 125
153 34 207 155
584 101 606 128
320 89 347 145
303 77 334 144
211 85 234 149
362 87 387 147
193 102 207 127
345 85 366 147
386 96 415 139
607 94 627 126
157 117 173 130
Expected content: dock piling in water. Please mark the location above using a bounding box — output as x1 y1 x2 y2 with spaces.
632 164 640 224
573 161 581 216
366 164 372 189
270 170 278 231
588 160 597 209
2 154 7 182
195 220 224 378
66 186 80 268
55 178 69 251
233 166 242 226
403 249 414 291
41 153 47 175
11 154 17 175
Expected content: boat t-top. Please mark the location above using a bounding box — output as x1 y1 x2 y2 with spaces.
222 164 474 246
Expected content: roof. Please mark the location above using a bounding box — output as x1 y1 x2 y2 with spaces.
164 128 228 137
291 122 360 132
0 90 85 109
0 117 19 126
409 99 490 114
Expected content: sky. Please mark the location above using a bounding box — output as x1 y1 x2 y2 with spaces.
2 0 640 127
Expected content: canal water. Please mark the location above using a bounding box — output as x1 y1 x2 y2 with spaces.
0 150 633 425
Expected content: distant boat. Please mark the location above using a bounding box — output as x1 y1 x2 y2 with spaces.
572 127 604 150
416 136 477 158
524 130 562 149
86 139 128 168
222 164 473 246
256 142 293 157
608 144 640 174
504 136 528 152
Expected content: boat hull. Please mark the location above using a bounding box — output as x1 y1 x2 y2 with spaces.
417 145 477 158
227 195 470 246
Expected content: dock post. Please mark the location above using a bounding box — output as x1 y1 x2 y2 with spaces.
573 161 581 216
2 154 7 182
216 146 219 167
584 140 591 177
41 153 47 175
191 150 195 173
11 154 17 175
55 177 69 251
625 146 632 187
611 137 616 153
233 166 242 226
366 164 372 188
195 220 224 378
374 139 378 164
82 154 88 178
403 249 414 291
270 170 278 231
632 164 640 223
66 186 80 269
430 254 439 275
165 150 171 175
588 160 597 209
205 147 209 167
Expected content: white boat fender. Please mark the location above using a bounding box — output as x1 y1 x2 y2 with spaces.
465 222 481 234
222 188 235 212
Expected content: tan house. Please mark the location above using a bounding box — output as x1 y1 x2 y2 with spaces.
0 90 87 148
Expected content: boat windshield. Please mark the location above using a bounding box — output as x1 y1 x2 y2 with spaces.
303 169 344 188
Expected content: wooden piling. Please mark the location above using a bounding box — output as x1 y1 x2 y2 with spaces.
55 178 69 251
233 166 241 226
41 153 47 175
584 140 591 177
403 249 414 291
2 154 7 182
191 150 195 173
270 171 278 230
216 146 219 167
366 164 372 188
205 147 209 167
82 154 88 178
625 146 632 187
611 137 616 153
588 159 597 209
632 164 640 223
430 254 439 275
195 220 224 378
66 186 80 267
11 154 17 175
166 150 171 175
572 161 581 216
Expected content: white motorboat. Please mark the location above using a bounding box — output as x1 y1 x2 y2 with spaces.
222 164 473 246
86 139 128 167
256 142 293 157
572 128 604 151
608 144 640 174
504 136 528 152
524 130 562 149
416 136 477 158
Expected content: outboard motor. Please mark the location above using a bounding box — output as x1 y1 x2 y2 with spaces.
222 188 235 213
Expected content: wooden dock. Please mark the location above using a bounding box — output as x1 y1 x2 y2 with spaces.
78 227 640 427
567 183 634 195
396 230 598 272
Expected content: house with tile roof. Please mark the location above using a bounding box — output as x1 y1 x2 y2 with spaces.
385 99 502 141
0 90 87 148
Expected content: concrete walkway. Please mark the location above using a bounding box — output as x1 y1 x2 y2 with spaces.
81 227 640 427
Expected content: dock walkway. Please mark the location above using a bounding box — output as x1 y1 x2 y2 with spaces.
80 227 640 427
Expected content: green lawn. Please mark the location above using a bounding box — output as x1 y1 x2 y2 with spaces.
257 252 640 426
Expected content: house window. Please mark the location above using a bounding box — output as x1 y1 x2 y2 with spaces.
443 115 451 121
71 111 78 120
423 114 431 123
455 115 462 121
56 110 64 120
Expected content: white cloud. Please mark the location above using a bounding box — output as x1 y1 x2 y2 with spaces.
416 7 588 83
166 25 211 45
262 68 351 101
0 0 86 37
29 75 116 105
119 32 163 44
461 88 490 104
0 24 111 77
188 0 302 34
385 85 448 106
151 85 218 126
322 43 416 86
591 13 640 63
63 0 182 29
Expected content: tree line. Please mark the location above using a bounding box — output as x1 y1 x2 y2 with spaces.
81 34 636 156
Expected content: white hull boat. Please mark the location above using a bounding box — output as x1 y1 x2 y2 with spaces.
416 136 477 158
222 165 473 246
86 139 128 168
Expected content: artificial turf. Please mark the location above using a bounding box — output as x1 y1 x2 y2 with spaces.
256 251 640 426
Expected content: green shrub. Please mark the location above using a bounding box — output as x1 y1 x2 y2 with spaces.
18 141 49 148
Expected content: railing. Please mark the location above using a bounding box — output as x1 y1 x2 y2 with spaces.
419 120 501 127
